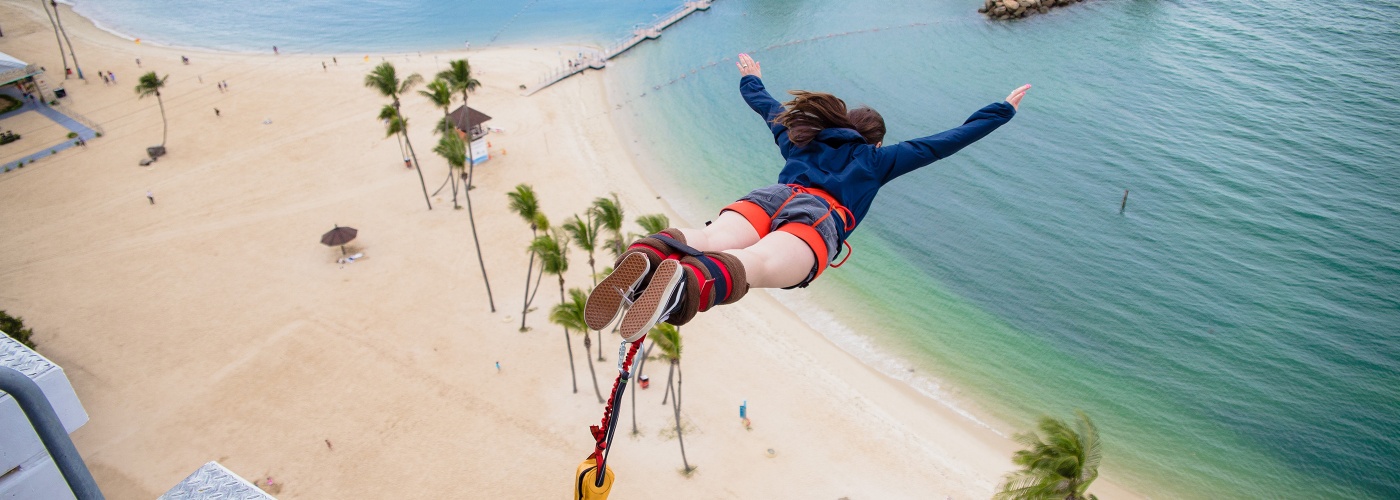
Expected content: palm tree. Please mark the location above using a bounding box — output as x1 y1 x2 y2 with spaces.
438 60 482 122
507 184 543 331
38 0 69 79
364 62 431 210
630 339 652 436
651 322 692 473
438 61 482 170
419 78 460 203
531 228 577 394
434 134 496 312
564 212 605 361
550 288 606 404
134 72 169 148
525 212 549 320
995 411 1102 500
589 194 626 258
634 213 671 239
378 104 408 161
438 60 484 212
49 0 83 80
563 213 602 288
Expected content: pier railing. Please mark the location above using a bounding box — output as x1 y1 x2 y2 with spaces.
526 0 713 95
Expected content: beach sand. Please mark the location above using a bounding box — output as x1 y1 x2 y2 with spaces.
0 2 1140 498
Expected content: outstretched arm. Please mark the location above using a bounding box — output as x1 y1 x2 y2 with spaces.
737 53 794 156
873 84 1030 183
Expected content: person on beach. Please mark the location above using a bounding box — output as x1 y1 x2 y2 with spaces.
146 190 155 205
585 53 1029 340
214 107 220 117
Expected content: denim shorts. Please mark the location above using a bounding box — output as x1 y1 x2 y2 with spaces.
733 183 844 266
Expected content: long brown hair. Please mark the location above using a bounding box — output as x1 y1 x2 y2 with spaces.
775 91 886 147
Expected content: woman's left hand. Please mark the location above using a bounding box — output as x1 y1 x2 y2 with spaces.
736 53 762 78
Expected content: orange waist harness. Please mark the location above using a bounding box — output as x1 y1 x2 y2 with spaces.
724 184 855 283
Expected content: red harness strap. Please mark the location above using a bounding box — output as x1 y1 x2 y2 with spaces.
722 185 857 281
588 335 646 486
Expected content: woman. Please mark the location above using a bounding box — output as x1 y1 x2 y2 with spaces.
586 53 1030 340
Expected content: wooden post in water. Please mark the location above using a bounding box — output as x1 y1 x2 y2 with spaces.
1120 189 1130 214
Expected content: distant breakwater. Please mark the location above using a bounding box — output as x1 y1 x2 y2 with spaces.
979 0 1085 20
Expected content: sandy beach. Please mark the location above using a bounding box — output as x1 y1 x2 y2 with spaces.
0 2 1141 498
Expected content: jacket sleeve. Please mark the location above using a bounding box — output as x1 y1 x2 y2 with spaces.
740 75 795 158
872 101 1016 183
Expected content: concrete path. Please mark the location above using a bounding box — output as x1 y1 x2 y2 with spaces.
1 87 98 173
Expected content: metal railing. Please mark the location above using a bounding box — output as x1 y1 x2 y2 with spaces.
0 365 104 499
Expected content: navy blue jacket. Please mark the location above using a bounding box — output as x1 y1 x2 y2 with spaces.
740 75 1015 229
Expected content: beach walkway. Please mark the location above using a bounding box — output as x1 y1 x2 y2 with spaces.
1 87 101 172
525 0 712 96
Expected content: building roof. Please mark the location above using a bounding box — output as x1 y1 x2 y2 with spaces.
0 51 40 86
0 52 25 72
447 105 492 132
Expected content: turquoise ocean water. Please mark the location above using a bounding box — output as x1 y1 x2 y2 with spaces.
68 0 1400 497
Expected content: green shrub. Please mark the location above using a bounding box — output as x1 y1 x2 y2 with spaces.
0 94 20 114
0 310 36 348
67 132 78 139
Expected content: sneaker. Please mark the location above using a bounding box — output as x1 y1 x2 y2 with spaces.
618 259 684 341
584 252 650 331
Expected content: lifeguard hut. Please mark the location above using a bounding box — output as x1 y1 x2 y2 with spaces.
446 105 492 165
0 52 47 100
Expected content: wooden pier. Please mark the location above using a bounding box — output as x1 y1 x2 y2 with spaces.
525 0 713 96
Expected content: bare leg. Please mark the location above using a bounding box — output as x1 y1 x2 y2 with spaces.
725 231 814 289
676 211 760 252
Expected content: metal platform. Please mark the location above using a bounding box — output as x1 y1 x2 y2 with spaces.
160 462 275 500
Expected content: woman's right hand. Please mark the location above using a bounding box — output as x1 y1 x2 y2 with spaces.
1005 84 1031 110
737 53 762 78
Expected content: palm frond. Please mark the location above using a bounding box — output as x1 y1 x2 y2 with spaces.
997 411 1102 500
398 72 424 94
563 214 600 254
134 71 167 98
419 78 454 109
506 184 540 226
649 322 681 361
363 62 400 98
634 213 670 237
439 59 482 97
530 228 571 276
434 134 467 172
549 288 590 332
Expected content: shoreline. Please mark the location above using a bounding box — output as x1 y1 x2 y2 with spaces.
0 1 1142 495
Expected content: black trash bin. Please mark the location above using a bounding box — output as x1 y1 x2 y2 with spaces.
53 88 67 98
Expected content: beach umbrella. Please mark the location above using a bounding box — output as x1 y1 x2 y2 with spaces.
321 225 358 255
